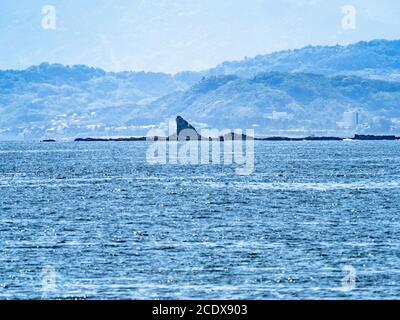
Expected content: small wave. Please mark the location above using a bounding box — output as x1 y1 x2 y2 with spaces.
241 181 400 191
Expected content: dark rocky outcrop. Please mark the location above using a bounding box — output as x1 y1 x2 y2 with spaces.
173 115 202 141
353 134 397 140
74 116 400 142
176 116 199 136
74 137 147 142
255 136 342 141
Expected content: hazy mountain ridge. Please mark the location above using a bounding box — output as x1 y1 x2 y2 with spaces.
148 72 400 134
0 63 197 138
1 39 400 139
206 39 400 80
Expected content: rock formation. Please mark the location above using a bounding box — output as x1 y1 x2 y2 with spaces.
174 115 202 141
74 116 400 142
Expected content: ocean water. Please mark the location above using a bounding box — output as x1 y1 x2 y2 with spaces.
0 141 399 299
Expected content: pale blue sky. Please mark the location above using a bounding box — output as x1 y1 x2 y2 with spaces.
1 0 400 73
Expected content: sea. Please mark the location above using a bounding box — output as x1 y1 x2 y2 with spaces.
0 141 399 299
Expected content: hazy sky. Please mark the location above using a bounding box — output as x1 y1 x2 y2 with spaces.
1 0 400 73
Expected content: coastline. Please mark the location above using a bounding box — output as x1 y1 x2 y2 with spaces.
72 134 399 142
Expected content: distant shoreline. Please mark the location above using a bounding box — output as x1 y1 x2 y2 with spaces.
41 117 400 142
70 134 400 142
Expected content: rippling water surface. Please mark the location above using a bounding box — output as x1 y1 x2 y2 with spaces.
0 141 399 299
